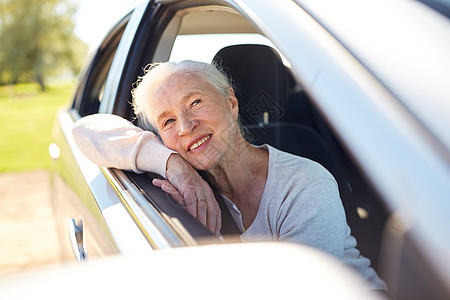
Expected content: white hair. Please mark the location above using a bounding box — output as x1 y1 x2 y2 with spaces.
131 60 232 132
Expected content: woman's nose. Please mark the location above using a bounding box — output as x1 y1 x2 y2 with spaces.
178 113 197 136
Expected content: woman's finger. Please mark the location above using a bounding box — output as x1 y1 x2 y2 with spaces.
195 182 221 234
195 190 208 228
152 178 185 206
180 186 197 218
204 186 221 235
153 176 222 235
164 163 222 233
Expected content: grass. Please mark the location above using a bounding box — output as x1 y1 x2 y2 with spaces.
0 81 75 173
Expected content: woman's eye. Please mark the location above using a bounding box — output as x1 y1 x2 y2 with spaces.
192 99 201 107
163 118 175 127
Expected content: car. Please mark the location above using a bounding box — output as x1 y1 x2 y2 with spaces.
0 243 383 299
48 0 450 299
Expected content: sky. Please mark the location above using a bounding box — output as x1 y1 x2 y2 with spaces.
73 0 143 49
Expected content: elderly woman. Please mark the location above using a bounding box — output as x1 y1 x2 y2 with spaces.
73 60 386 290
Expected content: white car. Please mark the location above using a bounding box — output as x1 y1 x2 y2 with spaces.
47 0 450 298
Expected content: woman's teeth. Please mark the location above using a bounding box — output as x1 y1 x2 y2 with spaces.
189 135 210 151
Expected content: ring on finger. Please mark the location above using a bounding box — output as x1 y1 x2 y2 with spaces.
197 197 207 203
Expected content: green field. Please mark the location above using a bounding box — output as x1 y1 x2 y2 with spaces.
0 82 75 172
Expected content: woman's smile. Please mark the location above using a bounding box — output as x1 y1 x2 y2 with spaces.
188 134 212 152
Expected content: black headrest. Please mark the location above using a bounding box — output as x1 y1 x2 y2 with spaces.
212 44 288 126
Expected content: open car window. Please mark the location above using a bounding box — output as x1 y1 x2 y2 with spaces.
115 2 388 271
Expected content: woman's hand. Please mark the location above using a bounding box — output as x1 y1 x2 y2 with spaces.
152 154 222 235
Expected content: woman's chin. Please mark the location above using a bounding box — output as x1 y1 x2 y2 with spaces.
184 154 216 171
183 146 222 171
189 160 214 171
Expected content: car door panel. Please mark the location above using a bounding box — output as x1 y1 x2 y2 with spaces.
51 111 119 261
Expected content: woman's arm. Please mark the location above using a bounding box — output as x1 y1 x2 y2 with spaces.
72 113 221 234
72 114 175 176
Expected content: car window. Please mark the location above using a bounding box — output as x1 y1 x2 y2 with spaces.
169 33 277 63
74 16 129 117
122 3 388 269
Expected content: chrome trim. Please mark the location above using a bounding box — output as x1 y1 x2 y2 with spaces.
101 168 187 248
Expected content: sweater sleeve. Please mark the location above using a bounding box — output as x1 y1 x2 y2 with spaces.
72 114 175 177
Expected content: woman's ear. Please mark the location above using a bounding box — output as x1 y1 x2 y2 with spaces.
228 87 239 120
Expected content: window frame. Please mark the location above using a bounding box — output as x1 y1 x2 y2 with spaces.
72 14 130 116
107 0 391 262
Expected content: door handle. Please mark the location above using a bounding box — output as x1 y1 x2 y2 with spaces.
49 143 60 160
68 218 88 262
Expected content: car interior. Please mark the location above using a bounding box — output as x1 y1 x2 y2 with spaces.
74 3 389 273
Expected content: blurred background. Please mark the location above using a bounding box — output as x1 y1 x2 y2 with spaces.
0 0 140 275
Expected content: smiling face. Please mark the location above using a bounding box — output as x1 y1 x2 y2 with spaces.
147 72 240 170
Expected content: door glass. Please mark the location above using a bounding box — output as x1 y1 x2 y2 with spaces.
76 18 129 116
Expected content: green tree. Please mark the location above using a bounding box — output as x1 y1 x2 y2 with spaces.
0 0 88 90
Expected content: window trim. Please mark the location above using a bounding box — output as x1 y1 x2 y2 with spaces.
99 1 152 114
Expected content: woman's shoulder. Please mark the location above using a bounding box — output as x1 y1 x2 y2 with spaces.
254 144 343 231
265 144 336 184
